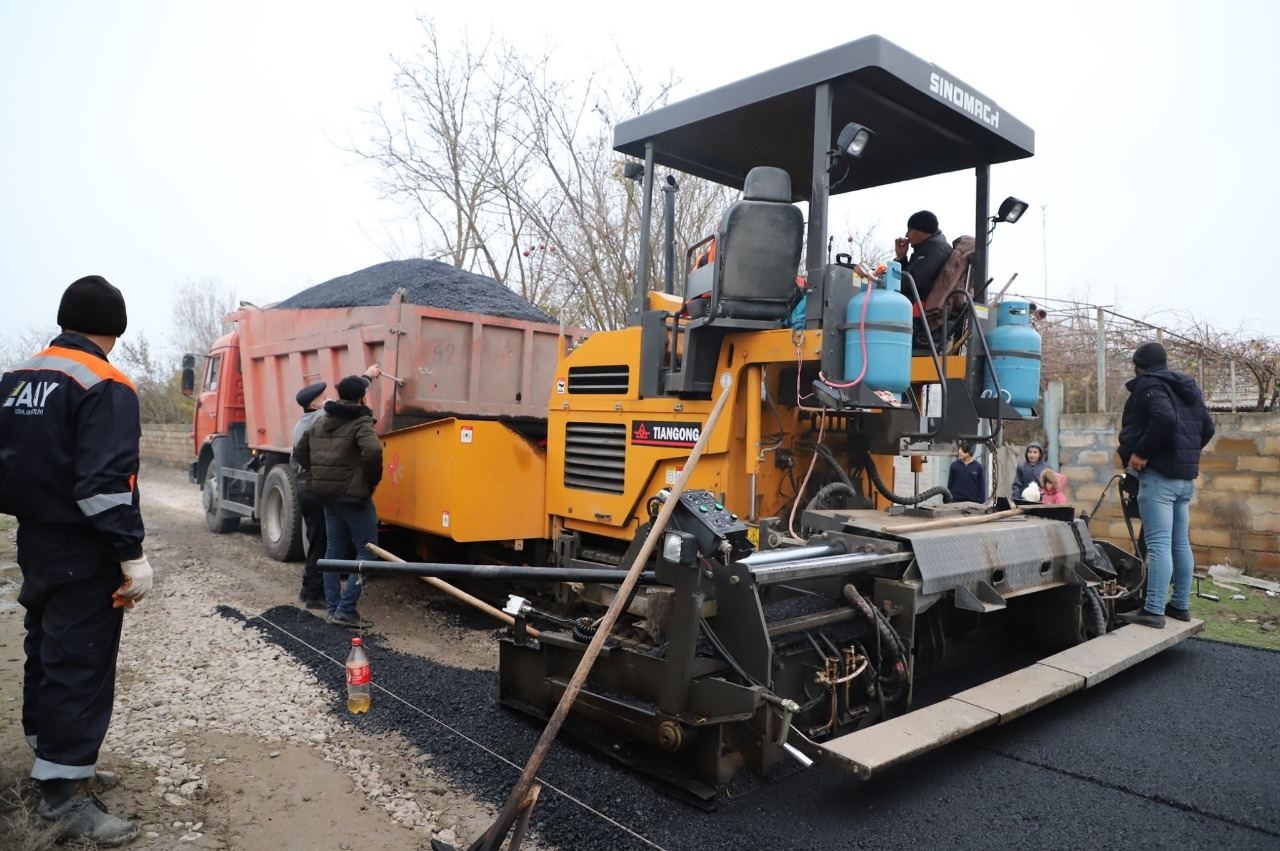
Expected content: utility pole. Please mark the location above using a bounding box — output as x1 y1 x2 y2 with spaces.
1040 204 1049 304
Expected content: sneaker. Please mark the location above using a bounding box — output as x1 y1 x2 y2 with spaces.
1117 608 1166 629
39 783 139 847
328 611 372 629
1164 604 1192 622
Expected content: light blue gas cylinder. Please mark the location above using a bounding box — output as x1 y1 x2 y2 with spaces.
983 300 1042 415
843 261 912 394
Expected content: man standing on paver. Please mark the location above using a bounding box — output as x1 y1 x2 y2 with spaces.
1116 342 1216 628
0 276 151 845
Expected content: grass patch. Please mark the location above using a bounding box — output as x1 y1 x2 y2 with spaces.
0 515 14 532
1189 584 1280 651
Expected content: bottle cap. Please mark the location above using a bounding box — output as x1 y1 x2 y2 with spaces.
351 637 363 646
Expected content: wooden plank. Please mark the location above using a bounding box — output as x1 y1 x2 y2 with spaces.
951 663 1084 723
820 698 998 778
1038 618 1204 687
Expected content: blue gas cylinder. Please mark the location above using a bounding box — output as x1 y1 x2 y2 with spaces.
844 261 912 394
983 300 1042 415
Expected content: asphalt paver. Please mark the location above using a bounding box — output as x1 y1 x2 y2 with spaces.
236 604 1280 851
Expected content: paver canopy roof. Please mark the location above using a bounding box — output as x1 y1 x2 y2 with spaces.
613 35 1034 198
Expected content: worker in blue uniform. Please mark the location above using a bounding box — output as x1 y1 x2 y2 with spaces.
0 275 153 846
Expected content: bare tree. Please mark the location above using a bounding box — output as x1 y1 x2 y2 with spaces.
356 19 737 329
170 278 237 357
0 326 59 373
115 333 192 424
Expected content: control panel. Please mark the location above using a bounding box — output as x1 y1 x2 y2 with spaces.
672 490 752 558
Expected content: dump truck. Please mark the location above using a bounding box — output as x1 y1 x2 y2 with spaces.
189 35 1201 799
182 280 589 560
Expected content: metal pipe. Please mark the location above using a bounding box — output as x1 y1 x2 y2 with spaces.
317 560 659 584
806 82 833 276
739 544 844 566
661 176 678 295
633 142 656 323
1096 307 1108 412
748 551 913 585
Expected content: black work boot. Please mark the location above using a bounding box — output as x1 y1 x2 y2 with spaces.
1117 608 1166 629
38 779 139 847
1164 604 1192 622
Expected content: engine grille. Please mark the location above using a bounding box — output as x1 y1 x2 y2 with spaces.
568 365 630 395
564 422 626 494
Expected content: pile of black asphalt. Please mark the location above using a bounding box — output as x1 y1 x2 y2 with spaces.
228 603 1280 851
277 259 555 324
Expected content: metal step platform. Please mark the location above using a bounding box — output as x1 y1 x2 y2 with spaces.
820 618 1204 778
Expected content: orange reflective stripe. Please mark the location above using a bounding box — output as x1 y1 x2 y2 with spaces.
129 474 137 493
41 346 136 392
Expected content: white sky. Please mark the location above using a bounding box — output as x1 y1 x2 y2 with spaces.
2 0 1277 353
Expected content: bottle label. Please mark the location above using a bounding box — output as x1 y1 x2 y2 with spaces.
347 664 371 686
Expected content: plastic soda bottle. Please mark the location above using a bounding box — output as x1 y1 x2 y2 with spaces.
346 637 371 714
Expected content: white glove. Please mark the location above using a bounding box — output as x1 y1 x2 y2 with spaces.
114 555 154 608
1021 482 1042 503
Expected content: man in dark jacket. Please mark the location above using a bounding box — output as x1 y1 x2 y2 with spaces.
1116 342 1216 628
1012 443 1048 501
292 382 328 609
894 210 952 350
947 441 987 503
0 276 151 845
294 370 382 628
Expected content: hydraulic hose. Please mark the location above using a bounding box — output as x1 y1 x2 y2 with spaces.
805 481 858 513
1083 586 1108 638
859 450 951 506
842 584 908 703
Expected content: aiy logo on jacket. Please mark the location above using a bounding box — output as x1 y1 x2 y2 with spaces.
3 380 60 415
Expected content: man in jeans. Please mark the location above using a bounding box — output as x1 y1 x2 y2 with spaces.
1116 342 1215 628
294 368 382 628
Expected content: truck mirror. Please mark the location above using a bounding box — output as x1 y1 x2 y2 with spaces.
181 367 195 397
181 354 196 370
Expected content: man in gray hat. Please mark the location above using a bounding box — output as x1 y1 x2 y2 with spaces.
293 381 329 609
0 275 150 845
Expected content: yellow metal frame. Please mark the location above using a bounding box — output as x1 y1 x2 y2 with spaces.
376 418 548 543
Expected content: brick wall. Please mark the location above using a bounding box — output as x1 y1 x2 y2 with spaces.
141 424 193 468
1058 413 1280 576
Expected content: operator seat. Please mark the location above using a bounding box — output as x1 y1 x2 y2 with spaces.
663 167 804 397
686 166 804 323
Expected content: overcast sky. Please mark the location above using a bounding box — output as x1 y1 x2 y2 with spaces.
2 0 1276 354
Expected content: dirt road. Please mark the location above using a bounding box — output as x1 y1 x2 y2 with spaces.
1 463 509 850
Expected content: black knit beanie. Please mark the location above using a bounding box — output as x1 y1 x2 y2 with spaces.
57 275 128 336
337 375 370 401
1132 342 1167 370
906 210 939 233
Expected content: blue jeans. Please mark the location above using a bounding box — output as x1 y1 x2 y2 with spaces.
1136 469 1196 614
323 500 378 618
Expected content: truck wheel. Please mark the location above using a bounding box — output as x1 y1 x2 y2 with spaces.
261 465 304 561
203 463 240 533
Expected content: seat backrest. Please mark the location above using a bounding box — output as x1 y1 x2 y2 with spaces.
923 235 976 329
712 166 804 321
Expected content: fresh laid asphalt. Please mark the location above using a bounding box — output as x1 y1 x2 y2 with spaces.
237 603 1280 851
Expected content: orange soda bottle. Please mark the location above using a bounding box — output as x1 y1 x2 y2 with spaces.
346 637 371 714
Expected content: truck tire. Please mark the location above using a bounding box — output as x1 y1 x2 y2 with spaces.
203 463 240 533
261 465 304 562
